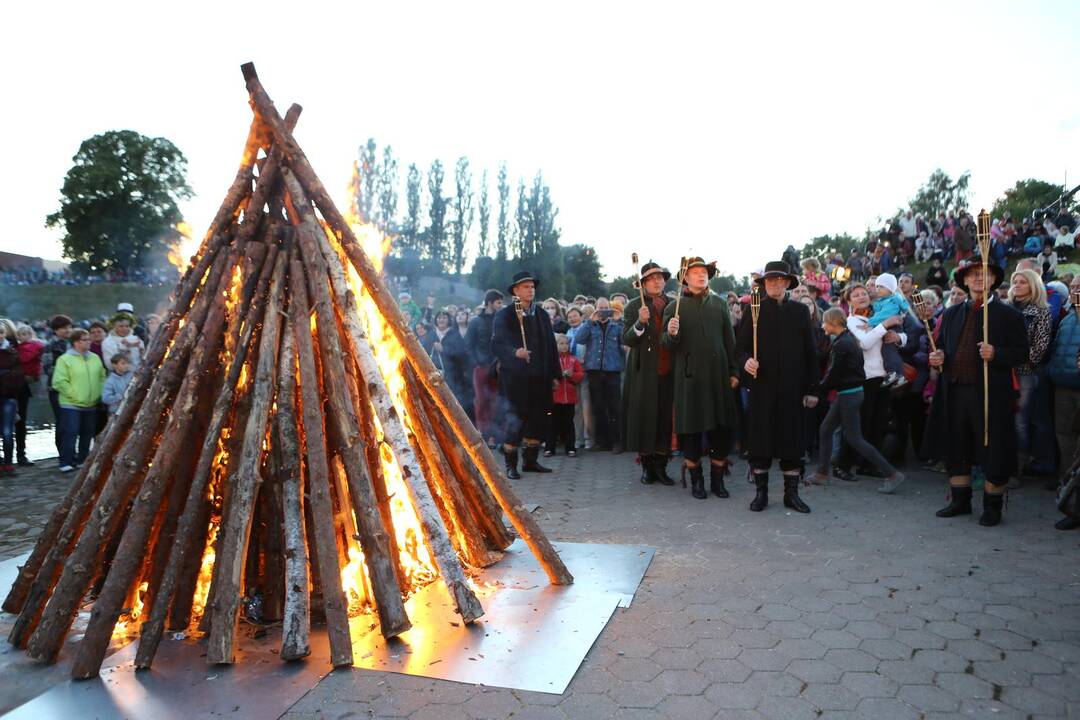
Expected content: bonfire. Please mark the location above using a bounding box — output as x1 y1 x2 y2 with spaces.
3 62 572 680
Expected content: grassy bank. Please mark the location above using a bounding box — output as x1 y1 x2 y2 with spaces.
0 283 173 323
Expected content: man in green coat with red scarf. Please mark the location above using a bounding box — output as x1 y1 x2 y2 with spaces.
662 257 740 500
622 262 675 485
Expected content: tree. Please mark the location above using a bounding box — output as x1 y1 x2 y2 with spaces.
992 179 1068 223
907 169 970 219
358 138 378 222
47 130 192 273
476 169 491 258
450 157 474 275
561 244 606 298
496 163 510 261
514 179 529 259
800 233 861 260
377 145 399 231
425 159 448 270
401 163 423 255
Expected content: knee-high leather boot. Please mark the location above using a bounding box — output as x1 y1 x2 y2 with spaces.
750 471 769 512
783 474 811 514
504 448 521 480
709 460 730 498
935 486 973 518
521 446 552 473
688 464 707 499
979 492 1003 527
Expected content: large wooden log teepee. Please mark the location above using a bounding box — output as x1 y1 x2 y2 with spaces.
3 62 572 680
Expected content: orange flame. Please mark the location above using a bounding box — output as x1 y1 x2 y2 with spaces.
112 581 150 639
168 221 198 273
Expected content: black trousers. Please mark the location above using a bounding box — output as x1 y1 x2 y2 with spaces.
946 383 1008 484
678 426 733 464
501 376 553 446
15 385 30 460
546 404 576 454
587 370 622 449
837 377 888 470
49 388 62 452
653 373 675 454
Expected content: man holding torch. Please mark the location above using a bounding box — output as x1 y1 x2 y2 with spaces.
491 271 561 479
735 260 819 514
661 257 739 500
923 259 1028 526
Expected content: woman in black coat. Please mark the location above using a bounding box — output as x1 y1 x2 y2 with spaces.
424 311 472 414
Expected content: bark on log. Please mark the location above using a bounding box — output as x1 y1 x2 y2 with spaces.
417 386 514 550
276 318 311 661
400 370 498 568
18 242 240 662
289 258 353 667
206 248 288 665
134 241 279 668
259 445 286 622
284 171 410 638
71 239 245 678
240 62 570 586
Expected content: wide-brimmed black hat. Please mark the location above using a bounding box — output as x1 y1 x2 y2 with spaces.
754 260 799 290
633 261 671 288
679 257 718 284
507 270 540 295
952 259 1005 293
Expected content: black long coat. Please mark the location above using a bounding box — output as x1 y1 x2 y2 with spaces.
922 298 1029 476
490 303 560 413
660 290 739 435
621 294 673 451
735 295 819 461
422 327 472 409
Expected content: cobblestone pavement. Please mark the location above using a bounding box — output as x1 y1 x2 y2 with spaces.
282 452 1080 720
2 453 1078 719
0 459 70 562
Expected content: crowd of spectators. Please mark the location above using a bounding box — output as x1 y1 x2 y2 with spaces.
0 266 177 287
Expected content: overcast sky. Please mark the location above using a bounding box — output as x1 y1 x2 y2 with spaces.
4 0 1079 278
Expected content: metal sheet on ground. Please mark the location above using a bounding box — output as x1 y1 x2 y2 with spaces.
2 627 331 720
350 540 654 693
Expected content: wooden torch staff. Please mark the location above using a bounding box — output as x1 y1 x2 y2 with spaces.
750 285 761 361
513 297 528 349
673 256 689 318
632 252 645 306
977 209 991 446
911 291 937 353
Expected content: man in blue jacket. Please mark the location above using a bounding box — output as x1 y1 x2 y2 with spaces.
574 297 626 453
1048 275 1080 530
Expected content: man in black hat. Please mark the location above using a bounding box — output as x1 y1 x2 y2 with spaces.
923 259 1028 526
662 257 740 499
491 271 560 478
622 261 676 485
736 260 819 513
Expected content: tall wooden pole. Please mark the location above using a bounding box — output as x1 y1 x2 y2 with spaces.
977 210 991 447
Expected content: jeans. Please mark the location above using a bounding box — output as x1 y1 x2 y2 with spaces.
818 391 896 478
59 407 97 468
0 398 15 465
837 378 888 471
1015 372 1038 454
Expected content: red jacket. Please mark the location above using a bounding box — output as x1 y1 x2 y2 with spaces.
552 352 585 404
16 340 44 381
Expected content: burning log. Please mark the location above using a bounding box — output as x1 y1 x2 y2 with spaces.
206 247 288 665
288 258 354 667
276 318 311 661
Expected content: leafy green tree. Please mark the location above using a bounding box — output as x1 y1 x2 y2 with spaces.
992 179 1067 222
800 233 861 260
514 179 529 258
496 163 510 261
401 163 423 255
561 244 606 298
47 130 192 273
907 169 970 219
450 157 474 275
377 145 399 231
710 274 738 294
606 275 637 299
425 159 448 270
476 169 491 258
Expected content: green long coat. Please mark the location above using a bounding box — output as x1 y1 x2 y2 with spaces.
661 290 739 435
621 294 673 453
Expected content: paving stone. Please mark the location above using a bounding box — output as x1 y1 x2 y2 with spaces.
705 682 761 710
933 671 994 700
605 681 662 708
755 695 818 720
697 659 752 683
811 629 861 649
461 689 522 719
896 684 960 712
998 685 1068 716
841 671 899 698
800 682 862 711
854 697 921 720
822 648 879 672
786 658 842 684
858 638 911 661
737 648 791 672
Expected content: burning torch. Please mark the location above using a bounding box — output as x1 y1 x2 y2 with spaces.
976 209 992 447
750 284 761 362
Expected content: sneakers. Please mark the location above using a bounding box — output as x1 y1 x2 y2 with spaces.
59 465 76 473
877 472 906 494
